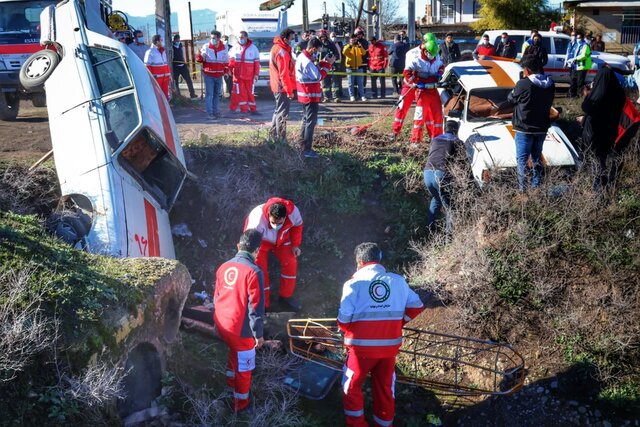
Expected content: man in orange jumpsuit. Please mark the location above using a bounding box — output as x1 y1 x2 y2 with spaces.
229 31 261 114
244 197 304 311
213 229 265 413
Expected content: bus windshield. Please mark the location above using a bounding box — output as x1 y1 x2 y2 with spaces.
0 1 55 41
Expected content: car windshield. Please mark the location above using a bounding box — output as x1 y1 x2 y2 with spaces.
0 1 56 41
466 87 514 121
117 129 186 210
249 37 273 52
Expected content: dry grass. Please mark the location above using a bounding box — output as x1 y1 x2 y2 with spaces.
0 163 59 215
0 268 55 382
178 348 306 427
407 146 640 387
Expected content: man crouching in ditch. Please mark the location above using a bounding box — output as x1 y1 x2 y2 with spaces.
213 229 265 413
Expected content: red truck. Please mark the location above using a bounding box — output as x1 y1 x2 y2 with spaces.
0 0 58 120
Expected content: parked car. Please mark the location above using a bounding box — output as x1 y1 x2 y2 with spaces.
482 30 632 84
19 0 187 258
439 59 580 186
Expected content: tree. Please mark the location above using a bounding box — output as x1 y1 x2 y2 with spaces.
471 0 560 32
336 0 403 28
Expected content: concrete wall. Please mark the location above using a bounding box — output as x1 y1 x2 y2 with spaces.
572 6 636 53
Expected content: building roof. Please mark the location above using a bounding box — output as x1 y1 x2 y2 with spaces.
563 1 640 7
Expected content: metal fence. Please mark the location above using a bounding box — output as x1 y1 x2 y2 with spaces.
622 25 640 44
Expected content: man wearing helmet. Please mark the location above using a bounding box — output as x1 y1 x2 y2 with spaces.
392 33 445 144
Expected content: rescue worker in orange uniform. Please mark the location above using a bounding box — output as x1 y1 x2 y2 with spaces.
144 34 171 99
229 31 261 114
338 242 424 427
392 34 444 143
244 198 304 311
213 229 265 413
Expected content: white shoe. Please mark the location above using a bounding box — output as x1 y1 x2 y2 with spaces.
350 96 356 102
361 97 367 101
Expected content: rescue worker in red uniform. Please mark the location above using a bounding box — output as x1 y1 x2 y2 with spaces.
144 34 171 99
213 229 265 413
338 242 424 427
392 34 444 143
244 198 304 311
229 31 261 114
405 39 445 144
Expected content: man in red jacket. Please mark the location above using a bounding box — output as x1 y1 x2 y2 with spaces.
196 30 229 119
214 229 265 413
244 197 304 311
473 34 497 60
229 31 261 114
269 28 296 142
338 242 424 427
368 36 389 99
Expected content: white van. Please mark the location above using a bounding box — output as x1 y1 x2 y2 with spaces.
20 0 187 258
483 30 632 83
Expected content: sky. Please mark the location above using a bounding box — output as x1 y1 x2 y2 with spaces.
111 0 422 25
111 0 565 25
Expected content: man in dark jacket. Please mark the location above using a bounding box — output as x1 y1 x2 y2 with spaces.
172 34 197 98
495 32 517 59
318 29 340 102
423 120 460 234
388 34 409 94
439 33 461 66
214 229 265 413
507 54 555 191
524 33 548 67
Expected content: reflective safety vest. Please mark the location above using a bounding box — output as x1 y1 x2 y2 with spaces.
337 263 424 357
575 42 592 71
295 50 330 103
144 45 170 79
403 46 444 85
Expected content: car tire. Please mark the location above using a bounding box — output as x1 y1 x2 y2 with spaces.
19 49 60 92
47 210 92 248
0 92 19 121
31 92 47 108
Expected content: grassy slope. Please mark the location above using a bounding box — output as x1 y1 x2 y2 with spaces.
0 210 180 424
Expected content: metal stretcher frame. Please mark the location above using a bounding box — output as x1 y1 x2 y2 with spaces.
287 318 525 397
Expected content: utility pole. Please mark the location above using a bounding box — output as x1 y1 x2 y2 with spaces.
302 0 309 31
155 0 173 65
377 0 382 39
408 0 415 44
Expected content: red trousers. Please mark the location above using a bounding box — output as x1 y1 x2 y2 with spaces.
215 325 256 412
230 79 256 113
392 84 416 135
342 351 396 427
156 75 170 100
255 243 297 308
411 88 443 143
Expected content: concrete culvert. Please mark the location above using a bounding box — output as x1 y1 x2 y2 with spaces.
163 296 180 343
118 342 162 418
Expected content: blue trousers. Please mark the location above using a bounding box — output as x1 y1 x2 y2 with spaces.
347 69 365 98
424 168 451 233
204 74 223 115
515 131 546 191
